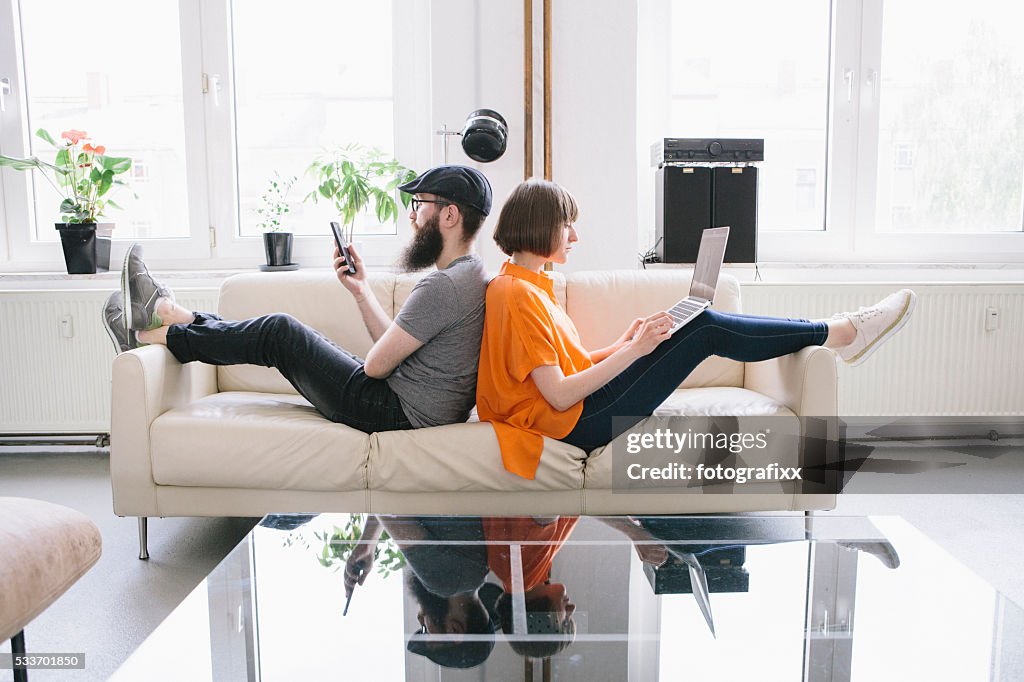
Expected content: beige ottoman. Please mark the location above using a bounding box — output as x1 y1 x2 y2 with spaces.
0 498 101 681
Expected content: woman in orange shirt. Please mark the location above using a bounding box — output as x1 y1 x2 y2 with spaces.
476 179 916 479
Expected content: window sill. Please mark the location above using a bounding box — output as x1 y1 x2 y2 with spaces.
3 261 1024 291
0 264 404 290
0 268 280 291
647 261 1024 283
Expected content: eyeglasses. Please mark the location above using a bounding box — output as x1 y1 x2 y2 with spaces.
411 198 451 212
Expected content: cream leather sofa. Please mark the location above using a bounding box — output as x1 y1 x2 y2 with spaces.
111 269 837 557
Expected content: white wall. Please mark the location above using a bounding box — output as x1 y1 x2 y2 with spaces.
429 0 640 274
549 0 639 272
429 0 524 272
636 0 672 259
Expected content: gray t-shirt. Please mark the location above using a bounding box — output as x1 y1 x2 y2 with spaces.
387 254 487 428
401 516 488 597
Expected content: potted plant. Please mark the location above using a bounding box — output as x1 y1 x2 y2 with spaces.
0 129 132 274
255 172 298 270
305 144 416 250
312 514 406 577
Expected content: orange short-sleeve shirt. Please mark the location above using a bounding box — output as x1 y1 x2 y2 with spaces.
476 261 593 479
483 516 580 592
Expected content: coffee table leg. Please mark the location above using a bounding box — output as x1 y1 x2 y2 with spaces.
138 517 149 561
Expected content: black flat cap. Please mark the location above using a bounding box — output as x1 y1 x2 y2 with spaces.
399 165 493 216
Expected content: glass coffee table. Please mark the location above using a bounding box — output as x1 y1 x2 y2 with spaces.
112 514 1024 681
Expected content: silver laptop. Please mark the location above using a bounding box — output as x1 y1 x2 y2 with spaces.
667 226 730 334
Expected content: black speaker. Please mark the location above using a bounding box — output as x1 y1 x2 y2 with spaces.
655 166 711 264
655 165 758 263
713 166 757 263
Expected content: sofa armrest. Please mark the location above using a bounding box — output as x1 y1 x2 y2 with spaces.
110 346 218 517
743 346 838 417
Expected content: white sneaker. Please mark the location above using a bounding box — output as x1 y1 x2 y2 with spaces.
835 289 917 366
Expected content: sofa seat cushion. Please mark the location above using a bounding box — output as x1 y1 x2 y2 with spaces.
584 386 799 490
650 386 794 417
370 422 586 492
150 392 370 492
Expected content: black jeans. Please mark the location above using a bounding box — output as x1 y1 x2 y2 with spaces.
165 312 411 433
563 309 829 450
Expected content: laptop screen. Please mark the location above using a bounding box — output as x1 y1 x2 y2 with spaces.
689 226 730 302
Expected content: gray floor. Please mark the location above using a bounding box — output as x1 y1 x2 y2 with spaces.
1 442 1023 681
0 448 257 682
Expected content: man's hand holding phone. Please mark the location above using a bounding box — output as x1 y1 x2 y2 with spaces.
334 243 367 297
331 220 368 295
330 221 357 273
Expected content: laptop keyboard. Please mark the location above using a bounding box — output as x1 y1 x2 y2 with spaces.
669 298 706 326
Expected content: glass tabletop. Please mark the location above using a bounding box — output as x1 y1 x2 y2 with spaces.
112 514 1024 681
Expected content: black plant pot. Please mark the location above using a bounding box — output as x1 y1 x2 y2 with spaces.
263 232 293 266
56 222 113 274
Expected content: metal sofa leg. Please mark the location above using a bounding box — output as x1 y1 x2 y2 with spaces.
12 629 27 682
138 517 149 561
804 509 816 537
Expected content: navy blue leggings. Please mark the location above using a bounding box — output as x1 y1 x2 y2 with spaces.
562 309 828 450
165 312 411 433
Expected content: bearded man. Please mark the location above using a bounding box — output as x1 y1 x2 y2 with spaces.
103 165 492 432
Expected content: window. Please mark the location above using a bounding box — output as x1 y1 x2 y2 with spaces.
669 0 831 234
872 0 1024 235
655 0 1024 261
0 0 419 269
232 0 396 238
18 0 190 242
795 168 818 213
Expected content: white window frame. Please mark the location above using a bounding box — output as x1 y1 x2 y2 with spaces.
0 0 211 269
662 0 1024 264
849 0 1024 262
200 0 426 270
0 0 427 271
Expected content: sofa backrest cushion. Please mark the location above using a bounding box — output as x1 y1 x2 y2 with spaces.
214 268 742 395
217 271 396 394
564 271 744 388
393 269 567 310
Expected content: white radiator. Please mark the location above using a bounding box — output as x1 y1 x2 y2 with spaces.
741 283 1024 416
0 289 218 433
0 283 1020 434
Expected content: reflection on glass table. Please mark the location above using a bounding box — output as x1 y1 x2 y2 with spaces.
112 514 1024 681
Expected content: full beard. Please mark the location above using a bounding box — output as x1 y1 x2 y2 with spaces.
398 214 445 273
407 572 450 625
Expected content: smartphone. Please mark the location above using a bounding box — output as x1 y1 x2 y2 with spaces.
329 221 357 275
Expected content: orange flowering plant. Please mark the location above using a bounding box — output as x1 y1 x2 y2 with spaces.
0 128 132 223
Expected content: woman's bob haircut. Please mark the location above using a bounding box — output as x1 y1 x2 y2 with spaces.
493 179 579 258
